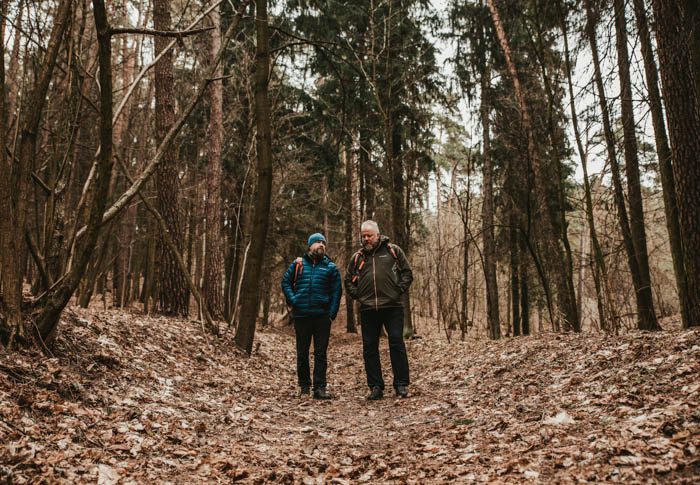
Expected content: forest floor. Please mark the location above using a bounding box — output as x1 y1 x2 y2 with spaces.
1 307 699 484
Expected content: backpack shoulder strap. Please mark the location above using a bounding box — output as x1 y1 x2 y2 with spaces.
386 243 402 269
350 251 365 284
292 257 303 289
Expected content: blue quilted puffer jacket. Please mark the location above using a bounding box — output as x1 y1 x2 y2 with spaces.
281 254 342 320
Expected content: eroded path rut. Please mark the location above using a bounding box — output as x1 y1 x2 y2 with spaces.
1 308 699 483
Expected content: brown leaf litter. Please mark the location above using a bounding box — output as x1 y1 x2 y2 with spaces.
1 307 698 483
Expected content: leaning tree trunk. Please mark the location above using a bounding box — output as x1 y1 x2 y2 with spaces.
632 0 688 328
153 0 189 316
613 0 659 331
203 5 225 320
652 0 700 328
487 0 579 331
234 0 274 353
480 61 500 340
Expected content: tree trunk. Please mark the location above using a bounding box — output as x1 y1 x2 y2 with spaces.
112 32 139 308
510 218 521 337
520 236 530 336
343 145 356 333
5 0 23 130
35 0 115 344
480 61 500 340
0 0 11 342
1 0 72 346
0 0 9 342
235 0 274 353
203 5 225 320
583 0 651 331
153 0 189 316
653 0 700 328
613 0 659 331
487 0 578 331
559 0 615 331
143 229 157 314
528 6 579 333
359 129 373 219
681 0 700 102
632 0 688 328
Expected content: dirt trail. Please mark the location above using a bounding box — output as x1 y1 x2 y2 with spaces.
1 308 699 483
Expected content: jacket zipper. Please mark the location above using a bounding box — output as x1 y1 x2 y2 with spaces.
309 260 316 308
372 247 378 310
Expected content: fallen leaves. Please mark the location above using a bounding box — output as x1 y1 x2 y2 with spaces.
0 307 699 482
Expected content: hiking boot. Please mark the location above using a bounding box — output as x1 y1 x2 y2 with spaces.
367 386 383 401
313 388 332 400
300 386 310 397
395 385 408 398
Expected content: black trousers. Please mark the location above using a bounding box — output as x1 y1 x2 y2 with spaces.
360 306 410 390
294 316 331 390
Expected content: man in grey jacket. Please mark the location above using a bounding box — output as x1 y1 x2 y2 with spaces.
345 220 413 400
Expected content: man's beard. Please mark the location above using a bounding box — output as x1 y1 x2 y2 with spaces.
312 247 325 258
362 242 375 251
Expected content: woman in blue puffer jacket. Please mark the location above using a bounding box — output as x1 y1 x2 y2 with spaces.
281 233 342 399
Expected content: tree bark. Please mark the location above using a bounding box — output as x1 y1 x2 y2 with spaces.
343 145 356 333
613 0 659 331
5 0 22 130
35 0 115 344
681 0 700 102
519 233 530 336
632 0 688 328
235 0 274 353
583 0 651 331
112 29 139 308
510 216 521 337
559 0 615 331
1 0 72 345
153 0 189 316
653 0 700 328
527 5 579 332
202 5 225 320
480 61 500 340
0 0 9 342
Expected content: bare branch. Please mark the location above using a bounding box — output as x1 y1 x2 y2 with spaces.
110 25 214 38
73 0 250 242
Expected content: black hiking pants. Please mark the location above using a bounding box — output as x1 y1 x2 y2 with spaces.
360 306 410 390
294 316 331 390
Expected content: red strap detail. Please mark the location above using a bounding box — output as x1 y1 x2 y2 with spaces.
292 260 303 289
